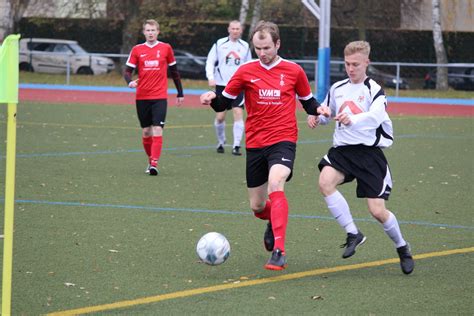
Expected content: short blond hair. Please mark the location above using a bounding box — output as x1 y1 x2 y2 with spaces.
344 41 370 57
143 19 159 30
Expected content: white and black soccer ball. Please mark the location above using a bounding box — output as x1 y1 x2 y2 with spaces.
196 232 230 266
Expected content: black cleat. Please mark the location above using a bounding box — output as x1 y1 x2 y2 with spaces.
232 146 242 156
148 166 159 176
264 248 287 270
216 145 225 154
341 231 366 258
397 244 415 275
263 222 274 252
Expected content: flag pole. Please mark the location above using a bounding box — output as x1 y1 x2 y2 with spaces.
0 33 21 316
2 102 17 315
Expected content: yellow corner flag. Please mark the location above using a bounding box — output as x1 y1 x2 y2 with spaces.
1 33 20 316
0 34 21 103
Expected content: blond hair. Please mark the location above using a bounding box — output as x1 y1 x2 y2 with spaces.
344 41 370 57
143 19 159 30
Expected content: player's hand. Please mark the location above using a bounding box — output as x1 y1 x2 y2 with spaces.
176 97 184 107
307 115 320 129
317 105 330 117
208 79 216 87
128 79 139 88
200 91 216 105
335 112 352 126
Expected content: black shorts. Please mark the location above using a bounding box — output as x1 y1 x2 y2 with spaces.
246 141 296 188
216 85 244 110
318 145 392 200
136 99 167 128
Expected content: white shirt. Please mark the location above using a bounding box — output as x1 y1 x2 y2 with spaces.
205 37 252 86
319 77 394 148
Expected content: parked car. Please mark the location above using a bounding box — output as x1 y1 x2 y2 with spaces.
297 57 409 89
19 38 115 75
424 67 474 90
173 49 206 79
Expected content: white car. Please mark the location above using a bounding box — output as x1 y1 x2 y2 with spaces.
19 38 115 75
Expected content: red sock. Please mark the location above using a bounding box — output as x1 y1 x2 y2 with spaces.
254 200 271 220
142 136 152 162
269 191 288 254
151 136 163 167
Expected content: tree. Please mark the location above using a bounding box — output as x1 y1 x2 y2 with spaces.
248 0 262 40
431 0 448 90
239 0 249 25
0 0 30 41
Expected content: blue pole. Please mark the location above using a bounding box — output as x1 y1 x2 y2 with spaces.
316 0 331 103
317 47 330 102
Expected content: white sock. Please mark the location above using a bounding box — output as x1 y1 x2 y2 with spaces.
382 211 407 248
214 119 226 146
233 119 244 147
324 191 358 234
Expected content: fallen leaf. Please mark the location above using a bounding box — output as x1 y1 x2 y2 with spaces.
108 249 119 253
64 282 75 287
311 295 323 300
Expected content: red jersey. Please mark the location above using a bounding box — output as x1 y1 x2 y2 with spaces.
223 58 313 148
126 41 176 100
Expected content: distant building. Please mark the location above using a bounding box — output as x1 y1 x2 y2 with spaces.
401 0 473 32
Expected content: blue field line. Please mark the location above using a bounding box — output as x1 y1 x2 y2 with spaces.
13 199 474 230
20 83 474 104
387 96 474 106
19 83 206 95
4 133 470 160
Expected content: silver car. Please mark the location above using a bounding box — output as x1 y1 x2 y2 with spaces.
19 38 115 75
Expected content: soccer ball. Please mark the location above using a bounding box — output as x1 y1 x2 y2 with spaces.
196 232 230 266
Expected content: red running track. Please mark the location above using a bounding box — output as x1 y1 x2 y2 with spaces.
19 88 473 117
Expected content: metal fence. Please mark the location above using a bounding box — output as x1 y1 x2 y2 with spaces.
19 51 474 96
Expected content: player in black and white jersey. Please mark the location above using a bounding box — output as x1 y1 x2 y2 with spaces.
307 40 414 275
205 20 252 155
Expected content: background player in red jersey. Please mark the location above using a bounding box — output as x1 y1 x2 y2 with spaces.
124 19 184 176
201 21 329 270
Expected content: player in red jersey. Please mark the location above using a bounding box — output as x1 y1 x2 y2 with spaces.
201 21 329 270
124 19 184 176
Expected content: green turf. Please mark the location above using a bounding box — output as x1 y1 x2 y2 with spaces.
0 101 473 314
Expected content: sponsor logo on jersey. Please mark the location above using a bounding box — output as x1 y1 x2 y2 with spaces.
338 100 363 115
281 157 292 162
259 89 281 98
144 60 159 68
250 78 261 83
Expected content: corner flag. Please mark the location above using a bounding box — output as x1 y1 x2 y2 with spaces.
1 33 20 315
0 34 21 103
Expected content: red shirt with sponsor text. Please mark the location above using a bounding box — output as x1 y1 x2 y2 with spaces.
126 41 176 100
223 58 313 148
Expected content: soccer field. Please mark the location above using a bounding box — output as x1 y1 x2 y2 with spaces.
0 100 473 314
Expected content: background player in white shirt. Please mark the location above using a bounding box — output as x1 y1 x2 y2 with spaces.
205 20 252 155
307 41 414 275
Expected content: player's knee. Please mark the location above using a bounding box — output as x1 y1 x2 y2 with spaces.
318 176 335 196
369 207 388 223
249 200 264 213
